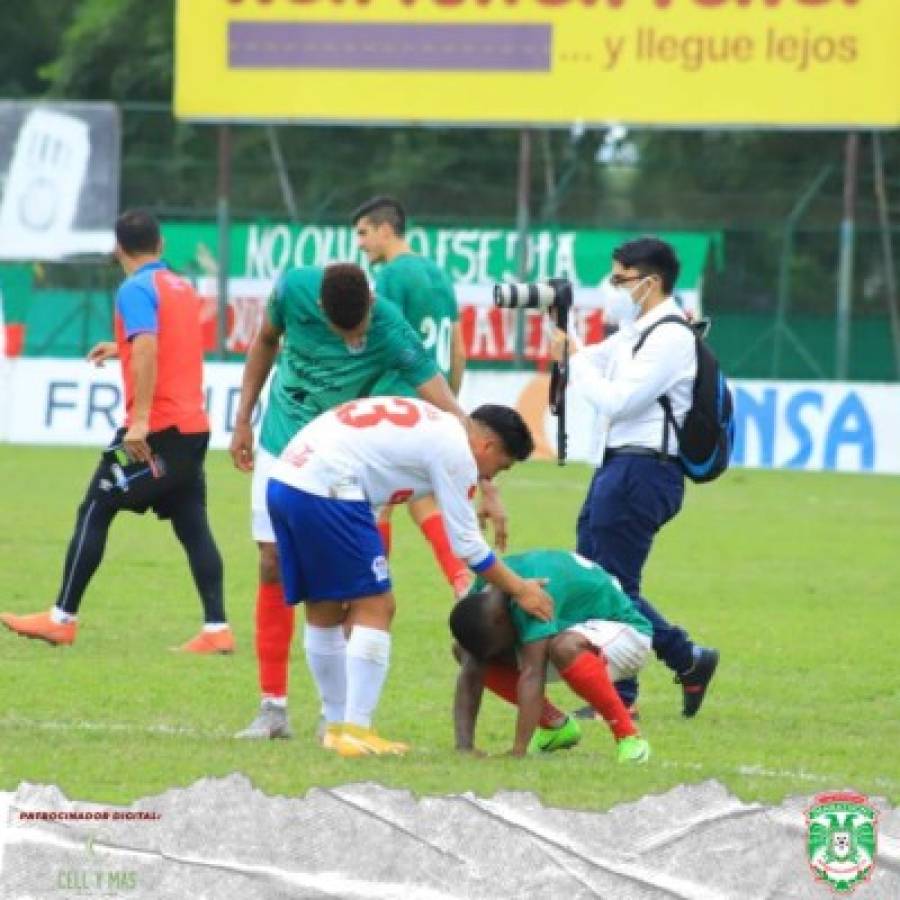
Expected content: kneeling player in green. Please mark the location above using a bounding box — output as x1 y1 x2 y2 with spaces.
450 550 652 763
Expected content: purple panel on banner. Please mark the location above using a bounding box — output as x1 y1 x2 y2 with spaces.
228 22 551 72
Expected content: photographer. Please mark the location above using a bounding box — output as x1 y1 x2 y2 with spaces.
551 237 719 719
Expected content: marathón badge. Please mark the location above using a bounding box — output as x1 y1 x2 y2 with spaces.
806 791 877 894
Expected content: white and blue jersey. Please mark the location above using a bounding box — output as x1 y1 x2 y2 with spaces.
267 397 495 604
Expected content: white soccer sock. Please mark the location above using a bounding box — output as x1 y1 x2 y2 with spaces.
203 623 229 633
304 624 347 724
50 607 77 625
345 625 391 729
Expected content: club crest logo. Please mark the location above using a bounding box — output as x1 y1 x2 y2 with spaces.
371 555 390 582
806 792 877 894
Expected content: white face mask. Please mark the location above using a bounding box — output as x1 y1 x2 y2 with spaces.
599 275 651 326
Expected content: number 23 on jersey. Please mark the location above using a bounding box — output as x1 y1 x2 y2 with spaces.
335 398 421 429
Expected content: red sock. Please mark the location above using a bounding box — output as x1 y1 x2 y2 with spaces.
377 521 392 557
483 662 566 729
560 652 637 740
420 513 467 587
256 582 294 699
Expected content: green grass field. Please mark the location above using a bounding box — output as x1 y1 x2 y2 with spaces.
1 445 898 811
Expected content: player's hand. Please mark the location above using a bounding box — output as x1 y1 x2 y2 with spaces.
123 422 152 463
550 328 573 364
230 421 255 472
512 578 553 622
477 479 508 552
86 341 118 367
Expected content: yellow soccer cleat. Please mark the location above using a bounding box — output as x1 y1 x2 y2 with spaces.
335 723 409 757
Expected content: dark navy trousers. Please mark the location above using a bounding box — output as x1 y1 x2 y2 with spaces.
576 454 694 705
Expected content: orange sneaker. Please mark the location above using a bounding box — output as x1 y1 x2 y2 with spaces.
0 611 77 646
176 626 235 655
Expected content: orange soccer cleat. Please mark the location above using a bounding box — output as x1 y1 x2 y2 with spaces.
0 610 77 646
176 626 236 655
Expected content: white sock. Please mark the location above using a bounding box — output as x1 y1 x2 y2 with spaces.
203 623 229 633
304 624 347 724
345 626 391 729
51 607 77 624
262 696 287 708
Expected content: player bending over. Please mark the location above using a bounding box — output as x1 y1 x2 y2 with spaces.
266 398 553 757
450 549 652 764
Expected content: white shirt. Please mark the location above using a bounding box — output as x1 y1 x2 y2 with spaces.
270 397 493 569
570 298 697 456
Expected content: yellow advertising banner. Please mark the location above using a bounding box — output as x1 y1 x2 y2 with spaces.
175 0 899 127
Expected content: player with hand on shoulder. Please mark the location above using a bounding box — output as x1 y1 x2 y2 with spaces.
266 400 551 757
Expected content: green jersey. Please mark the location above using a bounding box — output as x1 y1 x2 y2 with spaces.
473 550 652 645
260 266 439 456
370 253 459 396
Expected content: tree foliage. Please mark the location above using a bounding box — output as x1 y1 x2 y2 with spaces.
3 0 897 317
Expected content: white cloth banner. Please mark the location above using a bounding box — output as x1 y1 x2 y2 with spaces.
0 360 897 475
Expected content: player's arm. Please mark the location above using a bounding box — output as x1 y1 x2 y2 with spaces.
415 372 466 420
449 322 466 396
123 333 158 463
453 647 485 753
230 316 283 472
476 479 508 552
115 281 158 462
87 341 118 366
511 639 550 756
479 560 552 622
429 451 553 621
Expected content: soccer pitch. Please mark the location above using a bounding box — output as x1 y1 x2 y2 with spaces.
1 444 897 811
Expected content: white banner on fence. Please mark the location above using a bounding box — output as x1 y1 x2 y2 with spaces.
0 360 897 475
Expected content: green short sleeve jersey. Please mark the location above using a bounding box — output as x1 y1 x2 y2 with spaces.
473 550 652 645
370 253 459 397
260 266 439 456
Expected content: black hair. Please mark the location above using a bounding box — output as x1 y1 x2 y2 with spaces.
321 263 372 331
470 405 534 461
351 195 407 237
448 592 501 662
612 237 681 295
115 209 161 256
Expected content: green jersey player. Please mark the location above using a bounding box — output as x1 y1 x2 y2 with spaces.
230 262 468 741
450 549 652 763
353 196 474 598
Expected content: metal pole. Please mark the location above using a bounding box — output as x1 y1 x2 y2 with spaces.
514 129 532 366
872 132 900 379
216 125 231 360
835 133 859 380
515 128 532 278
772 165 832 377
266 125 299 221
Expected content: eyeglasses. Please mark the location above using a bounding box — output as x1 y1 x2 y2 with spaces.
609 274 647 288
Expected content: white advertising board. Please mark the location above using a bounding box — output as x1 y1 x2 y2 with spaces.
1 360 897 476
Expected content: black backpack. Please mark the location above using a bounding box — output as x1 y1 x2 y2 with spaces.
633 315 735 483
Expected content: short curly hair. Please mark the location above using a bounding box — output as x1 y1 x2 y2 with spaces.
321 263 372 331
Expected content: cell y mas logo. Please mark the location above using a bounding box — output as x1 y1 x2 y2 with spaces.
806 791 877 894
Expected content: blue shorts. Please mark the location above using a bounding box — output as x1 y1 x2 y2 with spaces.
266 479 391 605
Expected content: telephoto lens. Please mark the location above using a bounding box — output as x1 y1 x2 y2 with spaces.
493 282 558 309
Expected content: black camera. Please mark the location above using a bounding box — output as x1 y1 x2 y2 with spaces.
492 278 573 465
493 277 572 313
